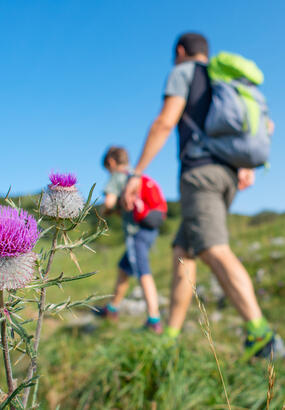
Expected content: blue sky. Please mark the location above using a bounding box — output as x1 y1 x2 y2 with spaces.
0 0 284 214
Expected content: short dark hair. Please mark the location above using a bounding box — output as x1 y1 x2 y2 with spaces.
102 146 129 169
175 32 209 58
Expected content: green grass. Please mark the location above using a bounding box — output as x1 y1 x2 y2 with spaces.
1 197 285 409
37 329 285 410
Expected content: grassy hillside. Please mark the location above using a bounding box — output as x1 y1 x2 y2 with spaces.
0 196 285 409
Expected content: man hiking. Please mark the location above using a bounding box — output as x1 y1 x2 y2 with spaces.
123 32 283 360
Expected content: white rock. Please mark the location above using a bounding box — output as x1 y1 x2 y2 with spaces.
270 251 284 260
210 311 223 322
158 295 169 306
248 242 261 251
65 313 94 328
273 335 285 359
120 299 147 315
184 320 198 333
129 285 144 299
235 327 243 337
256 268 265 283
210 277 224 299
196 284 206 300
270 237 285 246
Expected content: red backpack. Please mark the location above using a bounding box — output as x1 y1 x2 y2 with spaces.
133 175 167 229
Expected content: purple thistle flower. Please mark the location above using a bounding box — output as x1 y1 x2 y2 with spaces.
0 206 39 257
49 172 77 188
41 172 84 219
0 206 39 290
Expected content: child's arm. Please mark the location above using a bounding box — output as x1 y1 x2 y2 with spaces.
102 172 126 215
101 193 119 216
105 193 118 210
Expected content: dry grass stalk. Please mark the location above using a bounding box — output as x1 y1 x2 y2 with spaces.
179 257 232 410
266 350 276 410
63 232 83 274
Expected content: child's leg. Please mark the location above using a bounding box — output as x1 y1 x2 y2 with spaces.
140 274 160 318
111 268 130 308
133 228 161 321
94 254 132 320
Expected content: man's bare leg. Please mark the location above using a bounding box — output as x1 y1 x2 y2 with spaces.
199 244 262 321
140 274 160 318
111 268 130 308
168 246 196 331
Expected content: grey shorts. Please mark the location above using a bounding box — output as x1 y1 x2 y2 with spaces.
173 164 238 257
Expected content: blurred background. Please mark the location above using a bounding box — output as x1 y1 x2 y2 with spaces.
0 0 284 214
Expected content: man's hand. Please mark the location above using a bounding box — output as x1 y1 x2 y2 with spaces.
268 119 275 135
238 168 255 190
122 176 141 211
122 96 186 210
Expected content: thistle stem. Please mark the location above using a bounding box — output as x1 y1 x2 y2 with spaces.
0 290 15 407
22 227 59 408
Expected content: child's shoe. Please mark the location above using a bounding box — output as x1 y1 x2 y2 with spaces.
144 318 163 334
93 305 119 322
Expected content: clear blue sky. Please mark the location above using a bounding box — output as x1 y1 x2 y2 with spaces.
0 0 284 214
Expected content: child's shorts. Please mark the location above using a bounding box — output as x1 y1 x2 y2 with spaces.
118 228 158 278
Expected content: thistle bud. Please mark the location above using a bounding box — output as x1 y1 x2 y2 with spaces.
40 173 84 219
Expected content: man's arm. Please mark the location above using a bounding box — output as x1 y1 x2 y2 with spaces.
123 96 186 210
135 96 186 174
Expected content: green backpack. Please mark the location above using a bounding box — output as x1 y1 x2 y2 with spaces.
203 52 271 168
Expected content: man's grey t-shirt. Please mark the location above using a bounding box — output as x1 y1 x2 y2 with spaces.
164 61 196 100
104 171 139 235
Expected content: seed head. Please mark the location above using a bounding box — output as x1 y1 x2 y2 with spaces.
0 252 37 290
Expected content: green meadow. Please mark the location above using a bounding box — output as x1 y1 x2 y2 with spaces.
1 197 285 409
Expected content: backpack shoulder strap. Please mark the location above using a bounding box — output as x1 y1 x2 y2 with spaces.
182 63 212 130
182 111 205 136
233 82 260 136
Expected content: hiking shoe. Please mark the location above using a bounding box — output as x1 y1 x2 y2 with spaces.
92 306 119 322
144 320 163 335
271 334 285 359
242 331 285 362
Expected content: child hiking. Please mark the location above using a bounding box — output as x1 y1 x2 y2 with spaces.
95 146 166 334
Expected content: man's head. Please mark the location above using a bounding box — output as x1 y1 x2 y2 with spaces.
174 32 209 65
103 146 129 173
